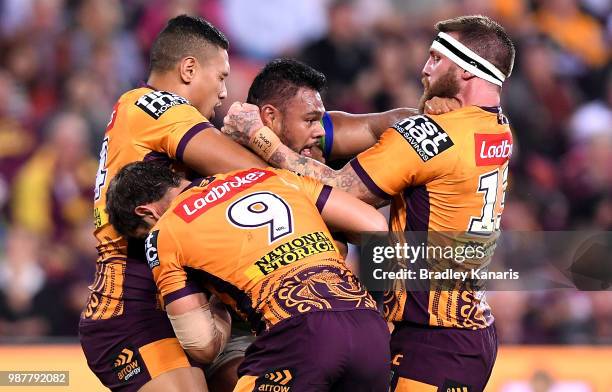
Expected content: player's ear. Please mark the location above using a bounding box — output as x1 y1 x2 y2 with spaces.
260 104 281 131
135 204 161 223
179 56 197 83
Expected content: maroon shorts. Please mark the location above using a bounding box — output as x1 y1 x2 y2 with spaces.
79 310 192 392
235 309 390 392
79 255 194 392
389 322 498 392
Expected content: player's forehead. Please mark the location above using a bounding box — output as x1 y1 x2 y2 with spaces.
199 45 230 74
288 87 325 115
429 31 461 58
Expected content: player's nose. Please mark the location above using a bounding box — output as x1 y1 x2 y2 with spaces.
421 59 432 78
219 84 228 100
421 66 430 78
312 122 325 138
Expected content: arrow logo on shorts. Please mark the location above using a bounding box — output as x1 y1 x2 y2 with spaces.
113 348 134 368
265 369 293 385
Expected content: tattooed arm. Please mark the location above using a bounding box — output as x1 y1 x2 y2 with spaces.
269 145 386 207
222 102 387 207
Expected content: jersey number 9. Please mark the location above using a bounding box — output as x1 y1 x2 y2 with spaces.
227 192 294 244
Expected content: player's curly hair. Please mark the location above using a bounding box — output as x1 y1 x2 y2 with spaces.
436 15 515 78
247 58 327 110
150 14 229 72
106 161 182 237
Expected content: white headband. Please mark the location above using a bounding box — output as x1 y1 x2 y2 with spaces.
430 32 506 86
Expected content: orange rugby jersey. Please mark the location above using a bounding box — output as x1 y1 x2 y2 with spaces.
84 87 214 320
148 168 376 334
350 106 512 329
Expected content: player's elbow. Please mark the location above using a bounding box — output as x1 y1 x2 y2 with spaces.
369 211 389 232
168 303 231 364
185 336 224 364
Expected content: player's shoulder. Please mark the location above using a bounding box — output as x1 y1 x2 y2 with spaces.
122 87 204 122
144 225 165 270
168 168 281 223
267 167 300 181
118 87 150 102
394 106 505 142
212 167 280 184
428 106 504 129
147 202 189 254
390 113 456 162
428 106 513 168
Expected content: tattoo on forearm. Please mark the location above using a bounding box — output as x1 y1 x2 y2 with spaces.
272 145 385 207
269 150 286 167
224 109 263 145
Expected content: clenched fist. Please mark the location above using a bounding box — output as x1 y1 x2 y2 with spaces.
221 102 265 146
423 97 461 115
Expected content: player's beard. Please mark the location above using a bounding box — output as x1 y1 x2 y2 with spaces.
208 105 217 120
278 121 325 163
418 67 460 113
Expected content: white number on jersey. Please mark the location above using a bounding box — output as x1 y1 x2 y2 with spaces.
227 191 294 244
94 136 109 201
468 165 508 235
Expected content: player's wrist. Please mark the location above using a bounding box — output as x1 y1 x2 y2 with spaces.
249 126 282 161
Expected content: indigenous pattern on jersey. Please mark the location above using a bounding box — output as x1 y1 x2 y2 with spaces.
351 106 512 329
149 168 377 333
84 87 213 320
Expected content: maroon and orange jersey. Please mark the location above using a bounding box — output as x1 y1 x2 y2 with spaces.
148 168 377 333
84 87 213 320
351 106 512 329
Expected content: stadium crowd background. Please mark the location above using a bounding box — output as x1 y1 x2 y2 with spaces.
0 0 609 347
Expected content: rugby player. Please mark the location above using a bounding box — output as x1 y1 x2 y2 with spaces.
106 161 392 392
79 15 266 392
79 15 450 391
245 58 459 165
222 15 515 392
245 58 458 259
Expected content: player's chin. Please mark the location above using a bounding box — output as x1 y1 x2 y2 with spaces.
204 104 219 120
300 146 325 163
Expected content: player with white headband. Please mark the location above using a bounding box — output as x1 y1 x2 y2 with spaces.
221 15 516 392
430 31 507 86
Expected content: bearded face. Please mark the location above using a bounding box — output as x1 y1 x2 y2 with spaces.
418 64 461 113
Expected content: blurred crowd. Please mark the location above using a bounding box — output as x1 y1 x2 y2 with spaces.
0 0 609 343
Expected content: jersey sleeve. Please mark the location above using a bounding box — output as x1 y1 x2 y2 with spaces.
350 115 456 197
276 169 331 213
131 91 215 161
147 225 199 306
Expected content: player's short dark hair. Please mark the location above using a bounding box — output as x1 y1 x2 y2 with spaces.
435 15 515 78
150 14 229 72
106 161 182 237
247 58 327 110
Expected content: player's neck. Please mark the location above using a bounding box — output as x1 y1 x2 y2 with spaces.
456 81 501 108
178 179 192 191
146 73 189 99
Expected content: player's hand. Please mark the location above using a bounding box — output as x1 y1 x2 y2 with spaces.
423 97 461 115
221 102 264 146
